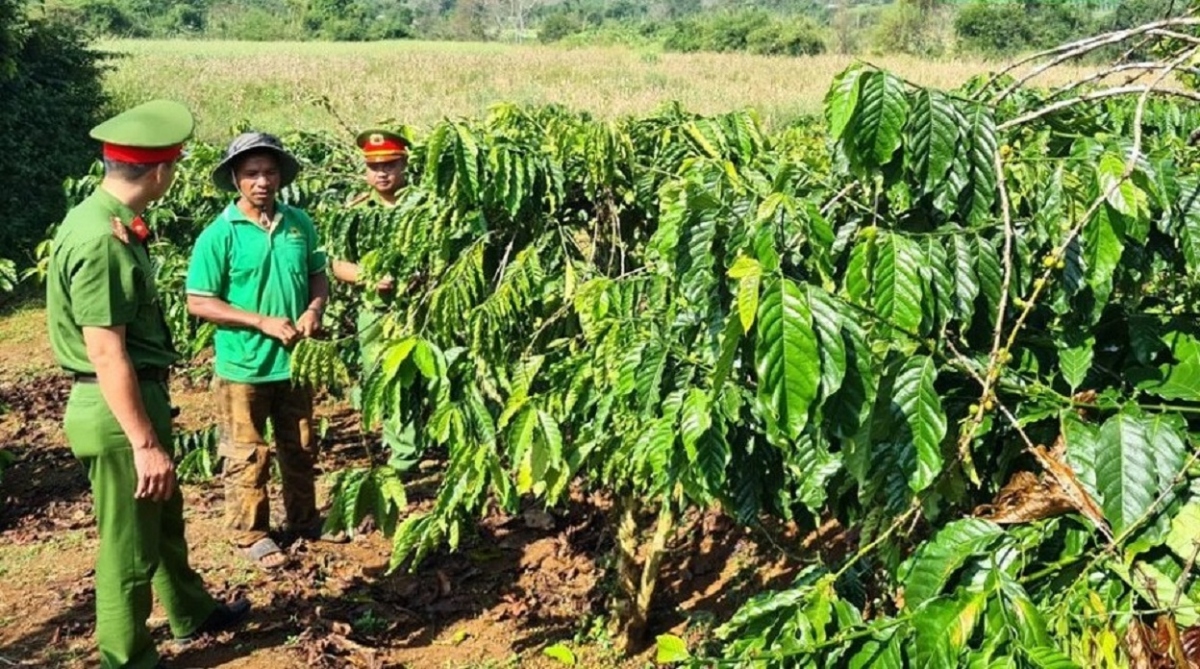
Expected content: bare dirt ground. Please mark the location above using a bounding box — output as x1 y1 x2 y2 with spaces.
0 304 805 668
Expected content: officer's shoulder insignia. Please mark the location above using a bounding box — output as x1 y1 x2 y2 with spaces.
347 192 371 207
110 216 130 244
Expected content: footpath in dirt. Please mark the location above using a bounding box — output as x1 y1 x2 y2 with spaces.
0 306 805 668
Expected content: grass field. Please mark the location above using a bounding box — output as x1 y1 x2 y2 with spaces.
99 39 1100 141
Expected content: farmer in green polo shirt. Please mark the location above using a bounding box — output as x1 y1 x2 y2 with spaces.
46 99 249 669
186 132 338 570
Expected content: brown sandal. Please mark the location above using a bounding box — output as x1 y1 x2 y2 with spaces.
243 537 287 569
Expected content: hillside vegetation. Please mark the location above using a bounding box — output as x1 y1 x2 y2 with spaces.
28 0 1183 58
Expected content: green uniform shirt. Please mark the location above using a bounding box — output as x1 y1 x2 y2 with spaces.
186 202 327 384
47 188 178 374
348 190 398 210
336 189 398 262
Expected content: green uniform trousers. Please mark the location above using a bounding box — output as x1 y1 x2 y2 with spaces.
64 380 217 669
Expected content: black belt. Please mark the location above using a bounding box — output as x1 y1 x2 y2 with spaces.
72 367 170 384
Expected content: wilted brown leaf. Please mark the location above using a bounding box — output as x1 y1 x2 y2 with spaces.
1119 616 1200 669
970 431 1110 537
974 470 1075 524
1072 389 1098 419
1125 619 1158 669
1030 441 1111 539
975 434 1108 534
1152 618 1200 669
1154 614 1196 669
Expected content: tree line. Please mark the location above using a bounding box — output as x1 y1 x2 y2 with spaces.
25 0 1186 58
539 0 1184 58
1 0 105 279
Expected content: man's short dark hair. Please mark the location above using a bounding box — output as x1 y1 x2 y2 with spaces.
103 158 169 181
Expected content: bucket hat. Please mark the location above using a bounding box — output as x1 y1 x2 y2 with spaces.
211 131 300 192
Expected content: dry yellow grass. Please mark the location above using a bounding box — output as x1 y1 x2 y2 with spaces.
99 39 1100 141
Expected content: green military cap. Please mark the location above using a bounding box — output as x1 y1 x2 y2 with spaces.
355 127 410 164
90 99 194 162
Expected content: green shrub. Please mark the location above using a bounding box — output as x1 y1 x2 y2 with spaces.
1101 0 1183 60
205 2 304 40
555 22 661 49
45 0 147 38
1109 0 1176 28
746 19 826 57
1026 2 1094 49
954 3 1030 56
662 12 772 54
538 11 585 43
0 0 18 78
662 10 825 57
871 1 946 56
0 2 107 258
360 8 414 40
661 17 706 53
955 1 1097 57
302 0 412 41
157 2 206 35
708 11 773 52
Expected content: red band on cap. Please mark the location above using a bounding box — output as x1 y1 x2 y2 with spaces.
102 143 184 163
361 137 407 158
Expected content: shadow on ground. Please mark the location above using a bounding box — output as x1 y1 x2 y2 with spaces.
0 375 91 539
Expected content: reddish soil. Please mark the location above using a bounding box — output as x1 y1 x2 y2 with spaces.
0 307 805 668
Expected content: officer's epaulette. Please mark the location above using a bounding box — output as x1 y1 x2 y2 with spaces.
110 216 130 245
346 192 373 208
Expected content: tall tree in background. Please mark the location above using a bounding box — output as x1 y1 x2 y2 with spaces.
0 0 23 77
479 0 545 39
0 0 107 257
874 0 949 55
449 0 488 39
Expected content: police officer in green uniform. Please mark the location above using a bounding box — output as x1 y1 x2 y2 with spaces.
46 100 249 669
341 127 410 214
332 128 410 371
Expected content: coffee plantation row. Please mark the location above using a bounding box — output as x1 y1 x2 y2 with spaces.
33 16 1200 666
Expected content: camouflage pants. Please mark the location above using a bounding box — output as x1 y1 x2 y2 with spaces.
214 377 318 547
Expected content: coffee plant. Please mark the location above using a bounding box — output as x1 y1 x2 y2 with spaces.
174 425 220 483
41 12 1200 664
